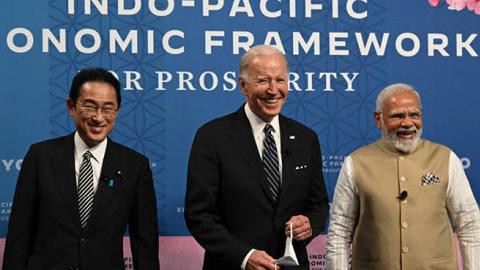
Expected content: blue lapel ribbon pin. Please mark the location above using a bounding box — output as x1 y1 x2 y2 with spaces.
102 170 124 189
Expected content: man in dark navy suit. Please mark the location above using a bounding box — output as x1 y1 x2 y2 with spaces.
185 45 329 270
3 68 159 270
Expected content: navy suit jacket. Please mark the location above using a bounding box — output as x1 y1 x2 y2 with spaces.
184 107 329 270
3 133 159 270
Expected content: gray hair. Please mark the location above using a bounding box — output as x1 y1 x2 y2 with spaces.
239 45 288 81
376 83 422 112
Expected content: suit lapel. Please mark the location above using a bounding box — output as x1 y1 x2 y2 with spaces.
85 138 120 231
229 107 277 205
279 115 295 201
53 133 81 227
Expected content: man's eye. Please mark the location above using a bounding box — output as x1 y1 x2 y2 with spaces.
390 114 404 119
102 108 114 113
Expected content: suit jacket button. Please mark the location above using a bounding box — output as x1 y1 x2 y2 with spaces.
80 238 85 242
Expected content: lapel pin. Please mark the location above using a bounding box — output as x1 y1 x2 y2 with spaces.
108 179 115 188
289 135 295 140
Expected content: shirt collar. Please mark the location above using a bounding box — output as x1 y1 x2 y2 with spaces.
74 131 108 163
244 103 280 137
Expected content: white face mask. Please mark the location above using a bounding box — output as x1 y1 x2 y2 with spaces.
274 223 299 266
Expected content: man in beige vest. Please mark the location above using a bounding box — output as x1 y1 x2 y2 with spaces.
326 83 480 270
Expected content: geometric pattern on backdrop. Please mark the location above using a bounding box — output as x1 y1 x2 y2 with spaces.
46 0 388 235
48 0 168 232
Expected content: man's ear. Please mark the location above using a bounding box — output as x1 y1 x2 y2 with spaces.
67 99 75 116
238 77 247 95
374 112 382 129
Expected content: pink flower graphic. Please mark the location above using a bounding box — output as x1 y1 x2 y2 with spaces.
429 0 480 14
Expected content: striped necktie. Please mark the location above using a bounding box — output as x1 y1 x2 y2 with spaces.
262 124 281 202
78 150 94 228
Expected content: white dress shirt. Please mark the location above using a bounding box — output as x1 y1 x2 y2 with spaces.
74 132 107 192
326 150 480 270
241 103 283 269
244 103 283 178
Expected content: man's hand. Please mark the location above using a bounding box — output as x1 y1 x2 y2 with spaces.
285 215 312 241
246 250 279 270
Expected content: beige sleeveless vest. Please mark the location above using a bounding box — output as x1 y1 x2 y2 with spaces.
350 139 457 270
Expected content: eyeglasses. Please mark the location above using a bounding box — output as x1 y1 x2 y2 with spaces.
76 102 118 118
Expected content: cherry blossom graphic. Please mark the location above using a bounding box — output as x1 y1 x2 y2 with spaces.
429 0 480 15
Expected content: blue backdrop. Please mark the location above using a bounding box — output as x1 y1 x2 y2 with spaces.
0 0 478 241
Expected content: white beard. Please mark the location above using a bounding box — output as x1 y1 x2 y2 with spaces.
382 126 422 153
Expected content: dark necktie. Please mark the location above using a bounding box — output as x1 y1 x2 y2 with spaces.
262 124 281 202
78 150 94 228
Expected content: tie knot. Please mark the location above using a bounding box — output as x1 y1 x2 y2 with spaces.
83 150 93 160
263 124 274 135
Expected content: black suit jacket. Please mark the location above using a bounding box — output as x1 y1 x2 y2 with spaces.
3 133 159 270
184 107 329 270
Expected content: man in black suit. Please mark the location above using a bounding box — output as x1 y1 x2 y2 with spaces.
184 45 329 270
3 68 159 270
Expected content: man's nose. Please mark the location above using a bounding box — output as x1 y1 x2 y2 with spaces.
91 109 105 121
267 81 279 94
400 115 414 127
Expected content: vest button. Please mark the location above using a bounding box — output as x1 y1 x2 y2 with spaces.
399 156 405 161
402 222 409 229
402 246 409 253
400 176 407 182
401 199 408 204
